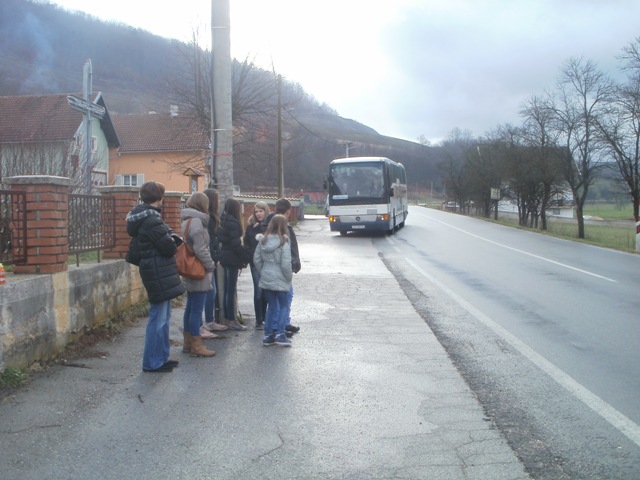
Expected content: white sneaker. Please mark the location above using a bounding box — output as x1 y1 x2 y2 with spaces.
204 321 228 332
199 326 219 339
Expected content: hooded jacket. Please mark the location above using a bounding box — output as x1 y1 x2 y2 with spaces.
253 233 292 292
263 212 301 273
219 213 250 267
180 207 216 292
126 203 185 304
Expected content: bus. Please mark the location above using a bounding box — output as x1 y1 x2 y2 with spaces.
325 156 408 235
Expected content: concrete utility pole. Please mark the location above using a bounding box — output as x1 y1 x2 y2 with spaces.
211 0 234 202
67 59 105 193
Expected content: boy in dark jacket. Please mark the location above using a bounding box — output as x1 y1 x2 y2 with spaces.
126 181 185 373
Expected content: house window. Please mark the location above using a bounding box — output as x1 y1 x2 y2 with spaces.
115 174 144 186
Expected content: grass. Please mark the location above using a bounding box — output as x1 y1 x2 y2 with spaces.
491 214 636 252
583 202 636 221
0 367 26 388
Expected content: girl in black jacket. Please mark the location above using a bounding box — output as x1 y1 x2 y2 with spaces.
126 181 185 373
243 201 270 329
219 198 250 330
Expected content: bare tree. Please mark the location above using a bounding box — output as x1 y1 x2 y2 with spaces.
596 38 640 220
519 95 565 230
550 57 614 238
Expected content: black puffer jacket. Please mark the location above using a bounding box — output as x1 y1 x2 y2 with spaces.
126 203 185 304
219 213 249 267
243 220 266 267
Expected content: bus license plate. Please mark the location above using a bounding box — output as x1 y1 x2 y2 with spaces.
352 225 365 229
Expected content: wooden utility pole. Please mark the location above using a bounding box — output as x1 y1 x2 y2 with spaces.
211 0 234 201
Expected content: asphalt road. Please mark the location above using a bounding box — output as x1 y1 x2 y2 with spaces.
0 215 529 480
372 205 640 479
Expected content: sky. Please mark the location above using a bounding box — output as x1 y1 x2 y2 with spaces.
47 0 640 144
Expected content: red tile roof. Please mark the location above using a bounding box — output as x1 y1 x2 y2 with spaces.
0 94 83 143
112 114 209 153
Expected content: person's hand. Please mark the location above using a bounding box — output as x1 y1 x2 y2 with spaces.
171 234 183 246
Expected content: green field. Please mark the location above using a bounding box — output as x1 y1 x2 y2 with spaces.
583 202 636 221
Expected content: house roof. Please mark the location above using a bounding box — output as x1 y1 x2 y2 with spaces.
0 93 120 147
112 113 210 153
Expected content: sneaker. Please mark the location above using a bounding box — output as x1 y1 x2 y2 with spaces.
285 324 300 333
275 333 292 347
262 333 276 346
285 331 293 338
204 321 228 332
199 326 220 339
255 322 264 330
227 320 247 331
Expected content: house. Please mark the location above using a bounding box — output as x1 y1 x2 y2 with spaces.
110 111 210 193
0 93 119 190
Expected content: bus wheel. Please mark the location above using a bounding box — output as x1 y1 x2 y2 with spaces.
339 231 347 236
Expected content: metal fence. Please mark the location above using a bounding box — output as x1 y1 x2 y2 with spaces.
0 189 27 265
68 194 116 263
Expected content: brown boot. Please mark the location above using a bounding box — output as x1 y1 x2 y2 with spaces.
183 332 192 353
191 336 215 357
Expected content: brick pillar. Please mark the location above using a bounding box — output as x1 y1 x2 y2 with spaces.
98 186 140 260
163 192 184 235
5 176 73 274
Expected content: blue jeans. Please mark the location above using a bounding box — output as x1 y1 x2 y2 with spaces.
204 268 218 323
250 264 266 325
264 290 289 335
143 300 171 370
286 286 294 324
183 291 207 336
223 265 239 321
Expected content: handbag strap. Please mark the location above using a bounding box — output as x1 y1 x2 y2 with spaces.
183 218 195 254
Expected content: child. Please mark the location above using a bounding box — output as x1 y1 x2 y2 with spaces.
253 214 293 347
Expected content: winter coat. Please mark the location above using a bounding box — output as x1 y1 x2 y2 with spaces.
207 216 221 263
253 233 292 292
180 208 216 292
243 220 266 267
126 203 185 304
264 212 301 273
219 213 250 267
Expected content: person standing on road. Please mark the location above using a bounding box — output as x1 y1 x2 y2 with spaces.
243 201 270 330
219 198 250 331
126 181 185 373
264 198 301 336
253 214 293 346
202 188 228 333
180 192 217 357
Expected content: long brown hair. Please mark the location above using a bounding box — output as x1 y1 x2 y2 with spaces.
263 214 289 246
204 188 220 229
223 198 244 232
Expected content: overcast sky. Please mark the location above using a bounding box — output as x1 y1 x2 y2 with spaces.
48 0 640 144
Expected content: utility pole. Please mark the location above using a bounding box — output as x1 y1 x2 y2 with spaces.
211 0 233 201
277 74 284 197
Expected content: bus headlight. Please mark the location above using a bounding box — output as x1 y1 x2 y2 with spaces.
329 215 340 223
377 214 389 221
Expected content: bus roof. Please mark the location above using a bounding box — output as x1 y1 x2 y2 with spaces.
330 156 399 165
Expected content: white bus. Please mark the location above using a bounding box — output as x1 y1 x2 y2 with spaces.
325 156 408 235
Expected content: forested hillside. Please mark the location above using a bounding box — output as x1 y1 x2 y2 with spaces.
0 0 442 193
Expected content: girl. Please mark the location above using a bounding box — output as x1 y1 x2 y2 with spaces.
202 188 228 333
180 192 216 357
219 198 250 330
126 181 185 372
253 214 293 347
243 201 270 329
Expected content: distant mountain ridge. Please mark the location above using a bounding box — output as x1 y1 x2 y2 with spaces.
1 0 440 191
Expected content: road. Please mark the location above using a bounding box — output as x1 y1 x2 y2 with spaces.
370 205 640 478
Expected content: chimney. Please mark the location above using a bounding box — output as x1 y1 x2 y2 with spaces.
170 105 178 117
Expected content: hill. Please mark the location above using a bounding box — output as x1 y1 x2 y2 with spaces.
0 0 442 193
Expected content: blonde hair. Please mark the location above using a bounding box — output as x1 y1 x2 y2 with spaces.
263 214 289 246
248 201 270 226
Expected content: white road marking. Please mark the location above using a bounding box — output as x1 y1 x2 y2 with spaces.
405 256 640 448
427 216 617 283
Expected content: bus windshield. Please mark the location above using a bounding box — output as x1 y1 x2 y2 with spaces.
329 163 385 201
